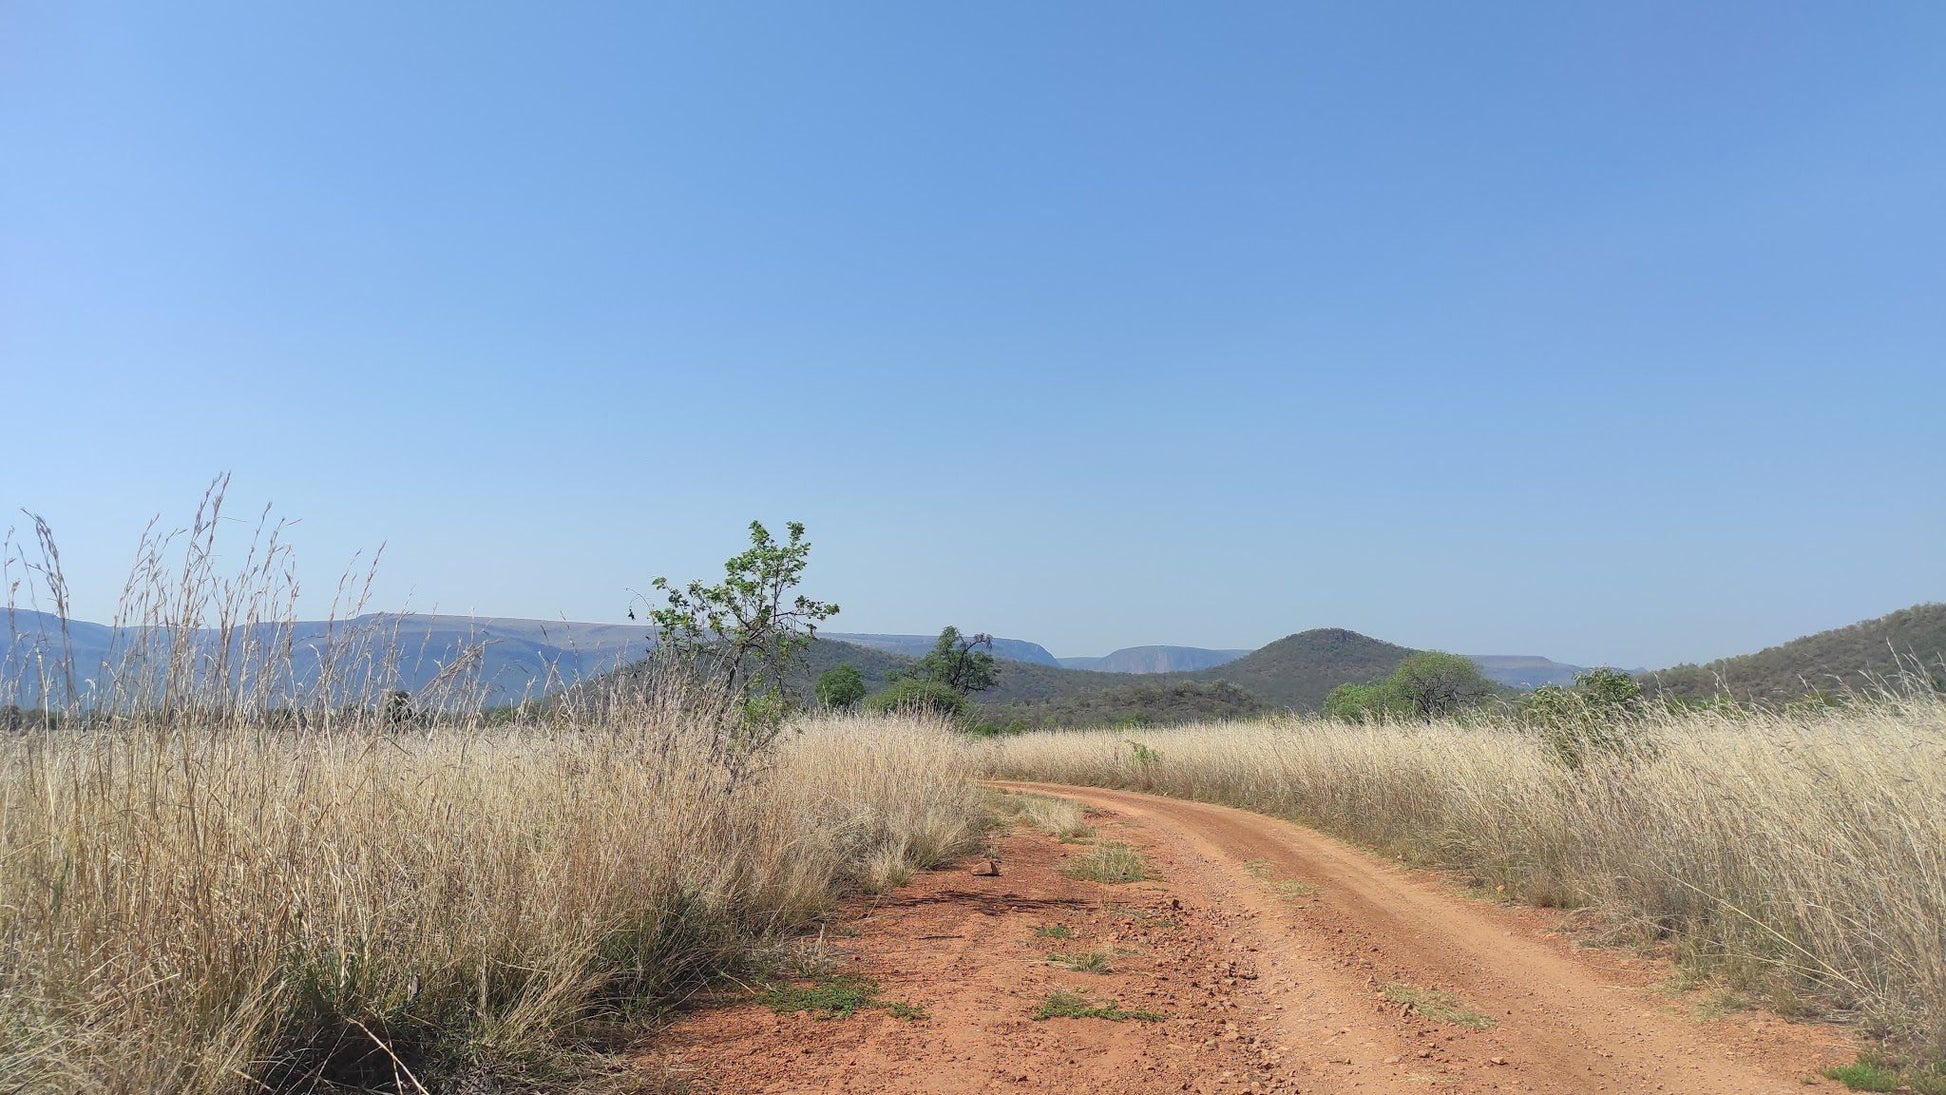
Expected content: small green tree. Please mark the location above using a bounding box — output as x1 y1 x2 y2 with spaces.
900 626 1000 695
1521 667 1647 768
1322 680 1405 723
1574 667 1644 714
815 664 867 710
1385 651 1496 721
640 520 838 767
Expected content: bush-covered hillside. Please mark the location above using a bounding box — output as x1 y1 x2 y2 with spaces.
1646 603 1946 703
1191 628 1418 710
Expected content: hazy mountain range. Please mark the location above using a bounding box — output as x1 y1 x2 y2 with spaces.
0 611 650 708
1 608 1582 706
7 604 1937 715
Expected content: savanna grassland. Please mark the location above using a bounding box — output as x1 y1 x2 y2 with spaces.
9 680 1946 1091
5 493 1944 1091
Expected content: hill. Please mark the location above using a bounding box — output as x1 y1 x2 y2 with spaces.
796 638 920 693
1054 642 1580 690
1191 628 1418 710
1058 646 1251 673
1645 603 1946 703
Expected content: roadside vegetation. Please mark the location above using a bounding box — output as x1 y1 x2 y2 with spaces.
986 693 1946 1059
0 494 984 1093
990 789 1094 841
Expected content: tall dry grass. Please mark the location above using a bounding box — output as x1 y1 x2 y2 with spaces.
0 703 983 1093
0 486 986 1092
985 699 1946 1050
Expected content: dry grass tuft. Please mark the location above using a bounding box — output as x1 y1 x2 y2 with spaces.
990 789 1093 841
1063 841 1148 884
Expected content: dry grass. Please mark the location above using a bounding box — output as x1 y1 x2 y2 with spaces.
990 789 1093 841
0 486 986 1092
0 708 982 1093
987 700 1946 1052
1062 842 1148 884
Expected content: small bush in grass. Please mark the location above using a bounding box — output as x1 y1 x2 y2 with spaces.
1821 1049 1946 1094
1522 668 1649 769
863 679 968 718
1823 1057 1900 1092
1031 990 1163 1022
815 665 867 710
758 975 926 1021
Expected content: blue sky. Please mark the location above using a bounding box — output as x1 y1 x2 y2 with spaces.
4 3 1942 667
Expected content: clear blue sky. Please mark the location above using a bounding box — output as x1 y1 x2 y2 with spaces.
5 3 1942 668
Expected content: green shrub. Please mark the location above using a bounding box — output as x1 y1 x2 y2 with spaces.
863 679 968 718
814 665 867 710
965 718 1030 739
1323 681 1405 723
1387 651 1498 720
1521 668 1647 768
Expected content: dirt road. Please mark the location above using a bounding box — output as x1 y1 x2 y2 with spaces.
642 783 1852 1094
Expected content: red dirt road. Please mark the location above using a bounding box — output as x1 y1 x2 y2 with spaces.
641 783 1853 1094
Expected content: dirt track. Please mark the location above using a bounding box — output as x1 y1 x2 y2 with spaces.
642 783 1853 1093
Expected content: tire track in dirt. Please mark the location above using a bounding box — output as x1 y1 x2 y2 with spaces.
995 781 1853 1094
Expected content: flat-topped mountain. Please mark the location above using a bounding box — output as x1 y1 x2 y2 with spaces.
1059 646 1252 673
1466 655 1587 689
